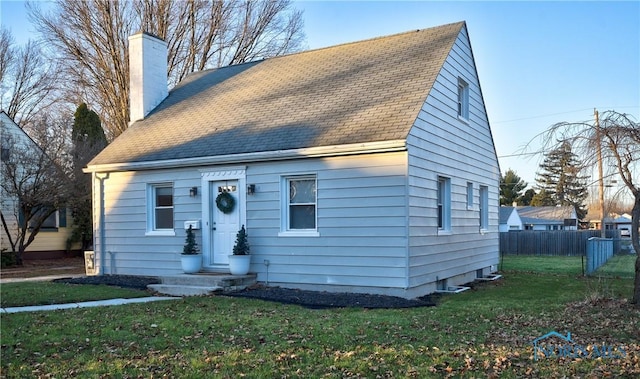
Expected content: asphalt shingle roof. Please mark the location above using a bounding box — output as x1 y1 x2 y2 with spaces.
89 22 464 167
517 206 576 224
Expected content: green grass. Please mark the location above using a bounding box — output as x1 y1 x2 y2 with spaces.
0 282 150 307
1 258 638 378
595 254 637 278
500 255 584 275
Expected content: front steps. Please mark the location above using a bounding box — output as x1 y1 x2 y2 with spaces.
148 273 257 297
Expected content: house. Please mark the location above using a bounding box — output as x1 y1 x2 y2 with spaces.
0 111 75 259
85 22 501 298
499 206 523 232
588 213 633 237
517 206 578 231
613 214 633 237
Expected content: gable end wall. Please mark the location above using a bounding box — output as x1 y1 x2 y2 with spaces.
406 26 500 293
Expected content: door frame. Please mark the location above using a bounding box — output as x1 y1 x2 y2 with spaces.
201 167 247 270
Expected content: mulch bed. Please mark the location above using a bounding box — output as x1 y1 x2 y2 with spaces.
224 285 437 309
53 275 436 309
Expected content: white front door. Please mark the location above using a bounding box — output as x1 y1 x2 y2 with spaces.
210 181 240 265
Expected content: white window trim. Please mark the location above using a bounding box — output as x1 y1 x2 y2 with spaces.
457 77 469 122
146 183 175 236
466 182 474 210
279 174 319 237
437 176 451 234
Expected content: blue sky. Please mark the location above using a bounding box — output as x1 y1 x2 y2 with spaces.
2 1 639 187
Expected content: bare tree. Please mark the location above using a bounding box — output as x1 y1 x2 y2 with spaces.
28 0 304 140
1 114 72 265
541 110 640 306
0 28 59 127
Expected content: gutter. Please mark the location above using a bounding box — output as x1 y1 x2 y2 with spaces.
84 140 407 173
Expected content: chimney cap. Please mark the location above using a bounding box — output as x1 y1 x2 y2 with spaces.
129 31 165 43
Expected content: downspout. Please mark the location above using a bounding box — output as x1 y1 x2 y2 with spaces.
95 172 109 275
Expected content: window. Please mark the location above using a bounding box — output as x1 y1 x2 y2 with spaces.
437 176 451 231
149 184 174 232
479 185 489 230
457 78 469 120
28 206 59 231
282 175 317 233
466 182 473 209
1 146 9 162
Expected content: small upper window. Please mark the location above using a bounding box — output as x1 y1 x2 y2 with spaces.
149 184 174 231
466 182 473 209
457 78 469 120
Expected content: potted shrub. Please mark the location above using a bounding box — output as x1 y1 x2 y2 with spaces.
228 225 251 275
180 225 202 274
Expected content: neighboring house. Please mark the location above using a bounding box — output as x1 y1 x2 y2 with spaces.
588 213 633 237
0 111 75 259
85 22 501 298
499 206 523 232
614 214 633 237
517 206 578 231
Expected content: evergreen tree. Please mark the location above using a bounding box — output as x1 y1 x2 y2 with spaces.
67 103 107 251
232 225 250 255
72 103 107 145
182 226 198 255
520 188 536 206
500 169 528 205
530 189 554 206
535 142 588 218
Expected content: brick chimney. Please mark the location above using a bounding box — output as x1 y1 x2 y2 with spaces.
128 32 168 124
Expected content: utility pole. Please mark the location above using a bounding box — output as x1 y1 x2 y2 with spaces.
595 108 606 237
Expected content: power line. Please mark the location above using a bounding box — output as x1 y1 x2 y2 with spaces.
492 106 639 125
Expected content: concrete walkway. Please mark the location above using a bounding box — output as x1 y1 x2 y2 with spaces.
1 296 180 314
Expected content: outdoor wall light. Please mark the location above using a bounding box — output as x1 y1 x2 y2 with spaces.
189 186 198 197
247 184 256 195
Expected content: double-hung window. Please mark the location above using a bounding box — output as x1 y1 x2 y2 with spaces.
437 176 451 232
457 78 469 120
281 175 317 235
148 183 174 233
479 185 489 231
28 206 64 231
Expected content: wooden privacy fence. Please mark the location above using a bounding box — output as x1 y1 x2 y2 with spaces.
499 230 622 257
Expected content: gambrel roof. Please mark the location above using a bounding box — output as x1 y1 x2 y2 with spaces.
89 22 465 168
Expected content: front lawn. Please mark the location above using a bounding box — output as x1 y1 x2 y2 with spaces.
1 264 638 378
0 282 150 308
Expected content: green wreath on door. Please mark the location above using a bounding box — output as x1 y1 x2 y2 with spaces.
216 191 235 214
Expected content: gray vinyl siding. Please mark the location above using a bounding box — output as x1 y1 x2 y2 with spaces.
406 26 500 289
94 168 203 276
95 152 410 286
246 152 409 289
